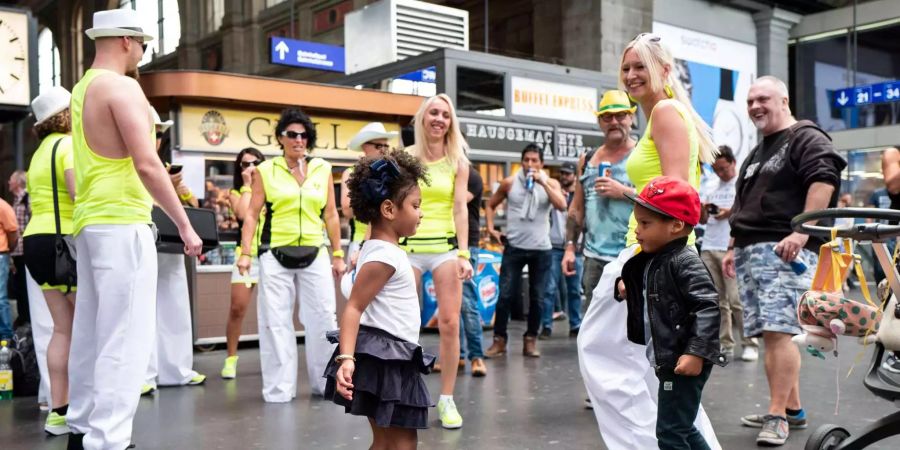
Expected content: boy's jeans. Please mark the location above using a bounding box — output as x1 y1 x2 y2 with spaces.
460 249 484 360
656 364 713 450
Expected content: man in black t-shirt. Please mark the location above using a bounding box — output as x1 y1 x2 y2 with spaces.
459 167 486 376
723 76 846 447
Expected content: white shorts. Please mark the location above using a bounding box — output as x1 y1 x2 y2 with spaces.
407 250 457 273
231 256 260 285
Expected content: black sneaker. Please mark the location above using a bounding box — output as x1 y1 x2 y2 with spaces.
538 328 552 340
67 433 84 450
881 353 900 374
569 328 579 338
756 415 789 446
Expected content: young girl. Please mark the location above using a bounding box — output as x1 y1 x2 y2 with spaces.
324 150 433 449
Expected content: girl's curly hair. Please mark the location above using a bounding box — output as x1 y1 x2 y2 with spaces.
34 109 71 140
347 149 428 225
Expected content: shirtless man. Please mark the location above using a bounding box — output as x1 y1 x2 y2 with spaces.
66 9 202 450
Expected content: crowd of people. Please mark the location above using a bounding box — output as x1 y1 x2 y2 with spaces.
6 7 898 450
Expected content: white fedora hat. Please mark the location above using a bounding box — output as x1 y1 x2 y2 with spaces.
85 9 155 41
150 106 173 133
31 86 72 125
348 122 399 152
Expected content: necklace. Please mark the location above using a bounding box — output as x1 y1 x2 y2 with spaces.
287 159 306 178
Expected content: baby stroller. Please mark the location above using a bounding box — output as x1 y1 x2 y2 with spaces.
792 207 900 450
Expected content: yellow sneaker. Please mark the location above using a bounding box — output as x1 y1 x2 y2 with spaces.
44 411 70 435
437 397 463 429
140 384 157 396
188 372 207 385
221 356 238 379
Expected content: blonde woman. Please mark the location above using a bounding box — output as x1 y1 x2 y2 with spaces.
576 33 721 449
403 94 473 429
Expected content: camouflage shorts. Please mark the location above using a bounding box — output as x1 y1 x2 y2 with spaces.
734 242 818 337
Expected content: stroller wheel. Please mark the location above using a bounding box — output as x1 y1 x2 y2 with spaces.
805 424 850 450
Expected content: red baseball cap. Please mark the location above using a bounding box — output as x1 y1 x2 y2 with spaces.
624 176 701 226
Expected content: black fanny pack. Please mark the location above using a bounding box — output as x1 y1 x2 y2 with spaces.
270 245 319 269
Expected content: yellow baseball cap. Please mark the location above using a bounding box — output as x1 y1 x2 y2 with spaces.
596 90 637 116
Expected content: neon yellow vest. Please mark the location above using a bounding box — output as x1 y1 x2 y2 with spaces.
625 99 701 246
24 133 75 236
71 69 153 234
257 156 330 248
403 156 456 253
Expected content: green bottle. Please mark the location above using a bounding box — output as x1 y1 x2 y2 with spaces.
0 340 13 400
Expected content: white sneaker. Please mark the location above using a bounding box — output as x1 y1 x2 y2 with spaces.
741 347 759 362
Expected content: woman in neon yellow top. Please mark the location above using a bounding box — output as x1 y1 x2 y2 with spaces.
340 122 398 267
404 94 473 429
577 33 721 450
236 108 345 402
21 87 77 435
221 147 265 379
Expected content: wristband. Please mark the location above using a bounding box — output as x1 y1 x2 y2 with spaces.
239 186 251 194
457 249 471 260
335 354 356 363
332 249 345 258
179 191 193 201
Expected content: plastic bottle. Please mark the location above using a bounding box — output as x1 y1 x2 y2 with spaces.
525 169 535 191
0 340 12 400
773 247 807 275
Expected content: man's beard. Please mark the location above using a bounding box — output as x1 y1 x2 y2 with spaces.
126 66 140 80
562 179 574 189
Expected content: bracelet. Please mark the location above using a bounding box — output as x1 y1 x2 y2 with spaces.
239 186 251 194
332 249 345 258
457 249 471 260
334 354 356 363
179 191 193 201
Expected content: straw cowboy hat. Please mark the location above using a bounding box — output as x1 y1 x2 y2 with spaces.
85 9 155 41
596 90 637 116
31 86 72 125
348 122 399 152
150 106 173 133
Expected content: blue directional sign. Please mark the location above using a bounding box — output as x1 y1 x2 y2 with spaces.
832 80 900 108
396 66 437 83
270 37 345 73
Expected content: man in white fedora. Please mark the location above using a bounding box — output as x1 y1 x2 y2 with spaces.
66 9 202 450
340 122 398 262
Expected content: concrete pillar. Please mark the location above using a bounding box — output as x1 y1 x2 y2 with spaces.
562 0 653 77
753 7 801 84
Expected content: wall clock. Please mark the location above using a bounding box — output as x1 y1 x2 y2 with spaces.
0 8 31 108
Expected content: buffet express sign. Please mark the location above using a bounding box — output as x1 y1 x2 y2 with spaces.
179 105 400 158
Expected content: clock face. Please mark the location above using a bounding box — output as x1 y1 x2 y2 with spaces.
0 10 30 107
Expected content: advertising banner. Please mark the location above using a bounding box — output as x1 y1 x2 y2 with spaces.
511 76 598 125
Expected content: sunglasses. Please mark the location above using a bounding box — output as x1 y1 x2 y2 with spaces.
600 112 630 122
634 32 661 43
366 143 391 151
281 130 309 140
240 160 261 169
127 36 148 53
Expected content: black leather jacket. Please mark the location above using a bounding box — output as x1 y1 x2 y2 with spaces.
615 237 727 370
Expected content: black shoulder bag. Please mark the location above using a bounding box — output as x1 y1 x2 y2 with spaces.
270 158 321 269
23 138 77 292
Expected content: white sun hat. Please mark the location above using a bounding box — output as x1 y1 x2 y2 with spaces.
85 9 155 41
150 106 173 132
31 86 72 125
348 122 399 152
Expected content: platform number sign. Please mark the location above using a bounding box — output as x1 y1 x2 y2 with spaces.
833 81 900 109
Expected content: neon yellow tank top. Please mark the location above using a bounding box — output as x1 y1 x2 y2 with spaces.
71 69 153 234
625 99 701 246
230 188 265 257
257 156 330 248
24 133 75 236
344 167 368 242
404 156 456 253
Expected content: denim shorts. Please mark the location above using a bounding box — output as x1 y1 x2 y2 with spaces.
734 242 817 337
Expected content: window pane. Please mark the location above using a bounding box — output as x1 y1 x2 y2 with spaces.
37 28 60 95
457 67 505 116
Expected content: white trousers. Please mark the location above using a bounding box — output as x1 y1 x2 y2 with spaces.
68 225 157 450
258 251 337 402
25 268 52 405
577 245 721 450
146 252 196 386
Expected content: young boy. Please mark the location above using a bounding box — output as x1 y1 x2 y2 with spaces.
615 176 727 450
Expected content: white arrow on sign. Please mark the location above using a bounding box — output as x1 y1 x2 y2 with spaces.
275 40 289 60
837 91 849 106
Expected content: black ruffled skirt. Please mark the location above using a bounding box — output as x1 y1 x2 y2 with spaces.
323 326 435 429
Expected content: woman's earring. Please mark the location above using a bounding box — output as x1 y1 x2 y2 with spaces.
627 92 638 103
664 85 674 99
